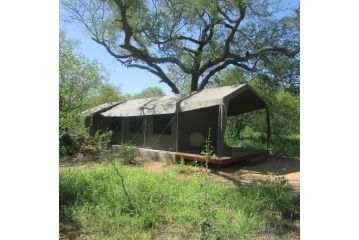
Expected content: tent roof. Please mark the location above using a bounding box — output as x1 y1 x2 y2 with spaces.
98 84 266 117
81 101 125 117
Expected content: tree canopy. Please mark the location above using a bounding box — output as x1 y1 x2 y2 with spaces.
127 86 165 99
60 30 122 154
63 0 299 93
60 30 122 113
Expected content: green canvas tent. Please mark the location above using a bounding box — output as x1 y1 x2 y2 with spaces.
82 84 270 156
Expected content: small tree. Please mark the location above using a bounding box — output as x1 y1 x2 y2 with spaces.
201 129 214 173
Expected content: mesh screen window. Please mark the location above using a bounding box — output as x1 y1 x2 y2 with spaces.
153 115 172 135
129 117 143 134
110 118 122 132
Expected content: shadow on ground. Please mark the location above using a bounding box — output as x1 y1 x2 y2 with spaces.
207 155 300 192
213 155 299 174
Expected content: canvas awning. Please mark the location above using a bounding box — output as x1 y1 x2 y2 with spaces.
81 101 125 117
100 84 266 117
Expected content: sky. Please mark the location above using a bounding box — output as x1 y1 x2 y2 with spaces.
59 7 174 95
59 0 299 95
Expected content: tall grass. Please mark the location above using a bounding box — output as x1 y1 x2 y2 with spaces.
60 164 299 239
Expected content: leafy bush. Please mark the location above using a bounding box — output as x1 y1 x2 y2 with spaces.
93 130 113 151
59 145 76 157
59 112 90 155
116 142 139 165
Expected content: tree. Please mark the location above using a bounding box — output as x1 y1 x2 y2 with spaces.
60 30 122 112
62 0 299 93
128 86 165 99
59 30 122 154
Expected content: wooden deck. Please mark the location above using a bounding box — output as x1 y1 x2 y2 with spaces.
112 145 268 166
176 147 269 166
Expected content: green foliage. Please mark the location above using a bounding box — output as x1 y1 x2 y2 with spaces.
116 142 139 165
59 145 76 157
60 164 299 239
110 160 136 213
201 129 215 161
93 130 113 151
126 86 165 100
88 84 123 107
226 130 299 156
60 30 109 113
201 129 215 172
59 30 122 155
63 0 299 92
175 157 187 174
213 68 300 155
59 111 89 156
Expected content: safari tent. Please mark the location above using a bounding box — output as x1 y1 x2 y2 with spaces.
82 84 270 164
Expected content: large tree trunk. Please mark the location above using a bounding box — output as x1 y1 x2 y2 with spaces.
190 75 199 92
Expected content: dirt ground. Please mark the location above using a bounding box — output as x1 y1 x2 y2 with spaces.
60 153 300 192
139 155 299 192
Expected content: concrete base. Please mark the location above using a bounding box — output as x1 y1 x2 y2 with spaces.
111 145 267 166
111 145 177 164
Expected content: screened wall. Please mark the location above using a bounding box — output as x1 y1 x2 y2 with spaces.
177 106 218 152
83 84 269 155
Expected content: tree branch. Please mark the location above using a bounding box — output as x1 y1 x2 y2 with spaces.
127 64 180 93
199 60 254 90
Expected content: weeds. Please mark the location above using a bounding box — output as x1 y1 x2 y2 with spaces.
175 157 187 174
201 128 215 173
110 160 135 212
60 164 299 239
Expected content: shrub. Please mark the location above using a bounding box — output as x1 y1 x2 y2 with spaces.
93 130 113 151
116 142 139 165
59 145 76 157
59 112 89 155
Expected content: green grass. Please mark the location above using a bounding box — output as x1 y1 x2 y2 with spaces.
60 164 299 239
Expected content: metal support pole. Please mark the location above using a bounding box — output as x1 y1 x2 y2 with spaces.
265 107 271 151
217 105 223 157
216 104 228 157
143 116 147 147
121 118 124 144
175 113 179 152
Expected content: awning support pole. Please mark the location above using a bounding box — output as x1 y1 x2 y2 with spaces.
121 118 124 144
175 113 179 152
217 104 227 157
143 117 146 147
265 107 271 151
